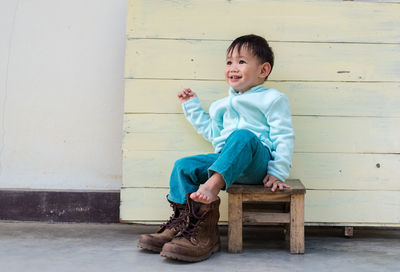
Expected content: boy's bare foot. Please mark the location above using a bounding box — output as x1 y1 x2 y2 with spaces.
190 186 218 204
190 173 225 204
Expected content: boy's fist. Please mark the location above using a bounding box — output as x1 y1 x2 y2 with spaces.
263 174 290 192
178 88 197 103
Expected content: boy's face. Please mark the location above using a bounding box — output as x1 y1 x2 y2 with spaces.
225 46 270 93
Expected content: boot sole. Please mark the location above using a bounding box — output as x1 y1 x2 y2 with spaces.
137 241 162 253
160 243 220 262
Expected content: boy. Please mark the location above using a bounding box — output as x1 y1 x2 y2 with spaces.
137 34 295 262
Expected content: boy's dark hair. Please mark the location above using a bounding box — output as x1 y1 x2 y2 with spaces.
227 34 274 80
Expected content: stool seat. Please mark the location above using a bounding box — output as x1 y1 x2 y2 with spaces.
227 179 306 254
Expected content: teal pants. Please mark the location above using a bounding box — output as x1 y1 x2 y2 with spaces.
168 129 271 204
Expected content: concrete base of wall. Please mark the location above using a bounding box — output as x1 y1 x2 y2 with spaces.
0 190 120 223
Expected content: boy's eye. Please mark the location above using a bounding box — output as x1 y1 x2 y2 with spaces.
226 61 232 65
239 60 246 64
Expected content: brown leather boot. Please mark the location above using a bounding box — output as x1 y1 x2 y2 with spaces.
160 194 221 262
137 196 187 253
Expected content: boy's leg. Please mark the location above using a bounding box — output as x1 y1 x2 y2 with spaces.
168 153 219 204
191 129 271 203
161 130 268 261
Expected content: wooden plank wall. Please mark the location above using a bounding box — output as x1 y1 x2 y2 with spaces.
121 0 400 226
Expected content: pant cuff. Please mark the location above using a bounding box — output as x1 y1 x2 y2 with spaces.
167 194 186 204
207 167 230 191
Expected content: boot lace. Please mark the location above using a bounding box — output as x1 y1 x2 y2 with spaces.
159 202 186 231
177 207 204 241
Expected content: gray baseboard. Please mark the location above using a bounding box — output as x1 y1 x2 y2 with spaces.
0 189 120 223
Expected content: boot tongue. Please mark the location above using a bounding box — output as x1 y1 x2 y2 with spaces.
192 200 204 215
167 195 185 217
187 198 208 232
186 193 209 217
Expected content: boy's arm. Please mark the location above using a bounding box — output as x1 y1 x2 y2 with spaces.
179 89 219 142
266 94 295 182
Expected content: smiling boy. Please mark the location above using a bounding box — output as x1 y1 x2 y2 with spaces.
138 34 295 262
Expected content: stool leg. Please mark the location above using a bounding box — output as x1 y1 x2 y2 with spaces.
284 224 290 241
284 203 290 241
228 193 242 253
290 194 305 254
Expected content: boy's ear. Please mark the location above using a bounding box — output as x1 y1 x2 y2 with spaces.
259 62 272 79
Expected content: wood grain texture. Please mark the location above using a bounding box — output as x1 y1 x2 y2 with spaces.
122 152 400 190
227 180 305 194
290 194 305 253
122 0 400 225
125 79 400 117
243 212 290 223
125 39 400 82
306 190 400 223
123 114 400 153
242 194 291 203
228 193 243 253
127 0 400 43
120 188 230 222
120 188 400 224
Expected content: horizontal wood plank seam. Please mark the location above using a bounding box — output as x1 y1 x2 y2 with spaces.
122 149 400 155
125 78 400 83
126 37 400 45
121 150 400 155
124 112 400 119
121 187 400 192
122 221 400 226
125 77 400 84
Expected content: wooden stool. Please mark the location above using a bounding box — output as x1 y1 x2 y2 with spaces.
227 179 306 254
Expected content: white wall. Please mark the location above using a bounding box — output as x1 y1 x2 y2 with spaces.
0 0 126 190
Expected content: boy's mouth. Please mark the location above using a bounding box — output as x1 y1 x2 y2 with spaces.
230 75 242 81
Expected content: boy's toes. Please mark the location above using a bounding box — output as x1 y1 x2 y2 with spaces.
190 192 198 200
190 191 212 204
190 192 202 202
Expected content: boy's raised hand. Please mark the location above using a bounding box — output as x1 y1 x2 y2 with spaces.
263 174 290 192
178 88 197 103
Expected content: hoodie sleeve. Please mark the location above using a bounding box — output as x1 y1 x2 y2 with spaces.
266 94 295 182
181 97 221 142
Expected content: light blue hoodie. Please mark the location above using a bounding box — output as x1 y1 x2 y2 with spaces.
182 84 295 182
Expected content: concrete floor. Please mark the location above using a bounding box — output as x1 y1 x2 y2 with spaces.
0 221 399 272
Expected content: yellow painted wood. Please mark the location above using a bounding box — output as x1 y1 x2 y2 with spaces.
122 0 400 225
120 187 230 222
305 190 400 223
120 188 400 224
291 153 400 190
125 39 400 82
124 79 227 114
125 79 400 117
127 0 400 43
123 114 400 153
123 151 400 190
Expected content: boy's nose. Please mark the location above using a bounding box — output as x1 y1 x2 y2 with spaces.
230 65 239 72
